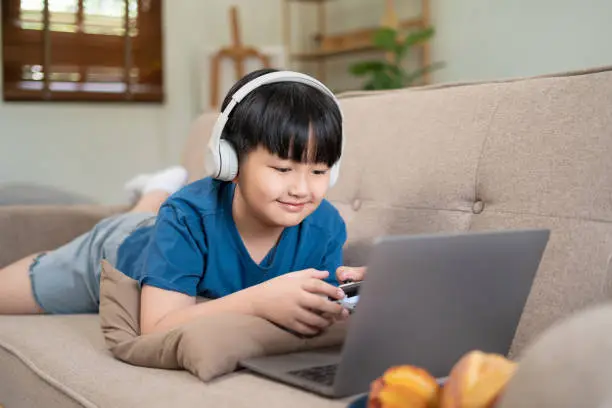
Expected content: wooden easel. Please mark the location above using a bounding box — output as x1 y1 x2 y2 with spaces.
380 0 399 62
380 0 399 29
209 6 271 110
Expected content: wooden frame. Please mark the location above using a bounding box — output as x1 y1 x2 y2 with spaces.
2 0 164 102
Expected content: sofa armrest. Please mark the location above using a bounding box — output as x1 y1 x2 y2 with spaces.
0 205 128 268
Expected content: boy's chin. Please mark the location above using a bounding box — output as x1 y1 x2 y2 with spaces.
266 212 308 228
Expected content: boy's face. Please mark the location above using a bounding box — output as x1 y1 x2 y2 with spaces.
235 146 332 228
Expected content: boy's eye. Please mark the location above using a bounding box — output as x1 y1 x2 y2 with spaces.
273 167 291 173
313 169 328 175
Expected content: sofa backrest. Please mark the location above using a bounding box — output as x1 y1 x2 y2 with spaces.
181 66 612 355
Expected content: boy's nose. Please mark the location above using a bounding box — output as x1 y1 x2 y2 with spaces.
288 174 309 197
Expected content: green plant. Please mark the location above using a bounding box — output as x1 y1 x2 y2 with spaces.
349 26 443 90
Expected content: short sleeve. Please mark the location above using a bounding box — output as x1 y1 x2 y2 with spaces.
320 217 347 286
139 204 207 296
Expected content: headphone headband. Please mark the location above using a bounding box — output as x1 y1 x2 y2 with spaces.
205 70 344 186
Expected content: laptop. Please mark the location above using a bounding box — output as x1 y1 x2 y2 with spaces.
240 229 550 398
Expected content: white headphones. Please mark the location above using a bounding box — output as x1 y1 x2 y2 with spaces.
204 71 344 187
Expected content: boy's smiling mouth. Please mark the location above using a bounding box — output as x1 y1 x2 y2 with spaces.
277 200 309 212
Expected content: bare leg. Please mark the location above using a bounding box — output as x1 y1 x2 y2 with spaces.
129 190 170 215
0 254 45 314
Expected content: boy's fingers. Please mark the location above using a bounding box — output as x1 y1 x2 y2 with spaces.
320 312 335 321
304 294 345 316
337 266 367 282
336 266 355 281
297 309 333 329
322 308 349 322
302 278 344 300
304 269 329 279
291 321 319 336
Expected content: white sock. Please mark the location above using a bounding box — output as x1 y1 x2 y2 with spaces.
142 165 189 195
123 173 152 197
124 173 152 202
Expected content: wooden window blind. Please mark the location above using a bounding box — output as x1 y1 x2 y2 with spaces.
2 0 163 102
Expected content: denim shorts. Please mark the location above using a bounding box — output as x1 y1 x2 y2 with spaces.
29 212 156 314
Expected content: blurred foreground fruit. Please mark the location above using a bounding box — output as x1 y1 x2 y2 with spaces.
440 351 517 408
368 366 440 408
367 351 516 408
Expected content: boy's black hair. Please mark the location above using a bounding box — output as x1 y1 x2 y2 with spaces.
220 68 342 167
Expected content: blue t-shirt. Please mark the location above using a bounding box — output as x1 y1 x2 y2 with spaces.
115 177 347 298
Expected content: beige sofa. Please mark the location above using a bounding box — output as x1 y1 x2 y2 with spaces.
2 65 612 408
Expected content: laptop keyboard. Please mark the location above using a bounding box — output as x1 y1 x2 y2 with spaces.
288 364 338 386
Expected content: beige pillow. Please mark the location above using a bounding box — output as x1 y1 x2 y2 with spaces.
99 260 347 381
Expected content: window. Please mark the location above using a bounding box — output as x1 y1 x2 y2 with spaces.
2 0 163 102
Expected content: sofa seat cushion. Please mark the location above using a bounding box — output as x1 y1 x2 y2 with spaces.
0 315 352 408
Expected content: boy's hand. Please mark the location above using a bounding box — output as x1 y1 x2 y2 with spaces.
336 266 367 283
249 269 348 336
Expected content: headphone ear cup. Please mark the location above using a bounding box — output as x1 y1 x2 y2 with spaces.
329 163 340 187
204 144 219 178
218 139 239 181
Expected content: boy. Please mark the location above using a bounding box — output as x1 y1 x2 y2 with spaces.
0 69 366 337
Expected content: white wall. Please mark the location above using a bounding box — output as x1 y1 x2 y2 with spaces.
430 0 612 83
2 0 611 204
